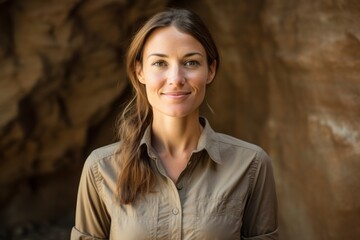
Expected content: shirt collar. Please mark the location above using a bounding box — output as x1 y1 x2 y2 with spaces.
139 117 222 164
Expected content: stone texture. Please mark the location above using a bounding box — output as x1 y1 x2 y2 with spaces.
262 1 360 239
1 0 360 239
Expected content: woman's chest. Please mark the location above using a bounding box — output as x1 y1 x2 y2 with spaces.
108 182 246 240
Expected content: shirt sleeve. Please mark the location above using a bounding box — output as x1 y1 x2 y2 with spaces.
241 150 278 240
71 152 111 240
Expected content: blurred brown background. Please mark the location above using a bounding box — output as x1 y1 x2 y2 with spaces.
1 0 360 239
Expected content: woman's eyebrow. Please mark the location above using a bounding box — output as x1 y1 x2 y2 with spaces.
147 53 168 59
147 52 204 59
184 52 203 57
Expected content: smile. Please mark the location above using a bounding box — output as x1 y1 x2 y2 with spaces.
161 91 191 99
162 92 191 96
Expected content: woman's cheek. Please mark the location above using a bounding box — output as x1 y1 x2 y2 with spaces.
149 72 166 84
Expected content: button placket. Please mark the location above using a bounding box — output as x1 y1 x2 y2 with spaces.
166 177 183 240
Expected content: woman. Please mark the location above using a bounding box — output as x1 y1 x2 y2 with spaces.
71 8 278 240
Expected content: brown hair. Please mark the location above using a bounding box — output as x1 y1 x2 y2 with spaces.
116 8 220 204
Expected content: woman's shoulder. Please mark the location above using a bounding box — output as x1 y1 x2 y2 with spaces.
84 142 119 168
216 132 264 154
213 132 271 165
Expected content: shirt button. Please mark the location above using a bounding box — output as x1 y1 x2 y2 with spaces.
176 183 183 190
172 208 179 215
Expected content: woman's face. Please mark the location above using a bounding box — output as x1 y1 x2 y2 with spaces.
136 26 216 119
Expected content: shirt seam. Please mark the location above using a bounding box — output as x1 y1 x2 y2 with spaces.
216 137 263 154
89 150 114 199
91 162 103 198
248 150 262 195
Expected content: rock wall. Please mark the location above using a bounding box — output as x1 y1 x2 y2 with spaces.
1 0 359 239
262 1 360 239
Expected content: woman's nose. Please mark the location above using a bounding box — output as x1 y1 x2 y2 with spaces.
167 64 185 85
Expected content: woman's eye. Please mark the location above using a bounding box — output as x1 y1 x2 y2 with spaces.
152 61 167 67
184 60 200 67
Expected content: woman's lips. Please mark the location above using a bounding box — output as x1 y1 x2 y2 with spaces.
161 91 191 99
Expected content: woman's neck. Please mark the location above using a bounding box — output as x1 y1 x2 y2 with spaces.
151 114 202 159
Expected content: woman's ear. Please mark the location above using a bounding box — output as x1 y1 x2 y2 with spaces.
136 61 145 84
206 60 217 84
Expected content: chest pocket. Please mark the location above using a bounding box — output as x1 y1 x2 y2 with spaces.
111 199 158 240
183 198 243 240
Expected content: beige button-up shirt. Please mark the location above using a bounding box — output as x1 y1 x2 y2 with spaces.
71 118 278 239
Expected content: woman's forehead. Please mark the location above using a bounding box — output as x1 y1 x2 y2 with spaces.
142 26 205 57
